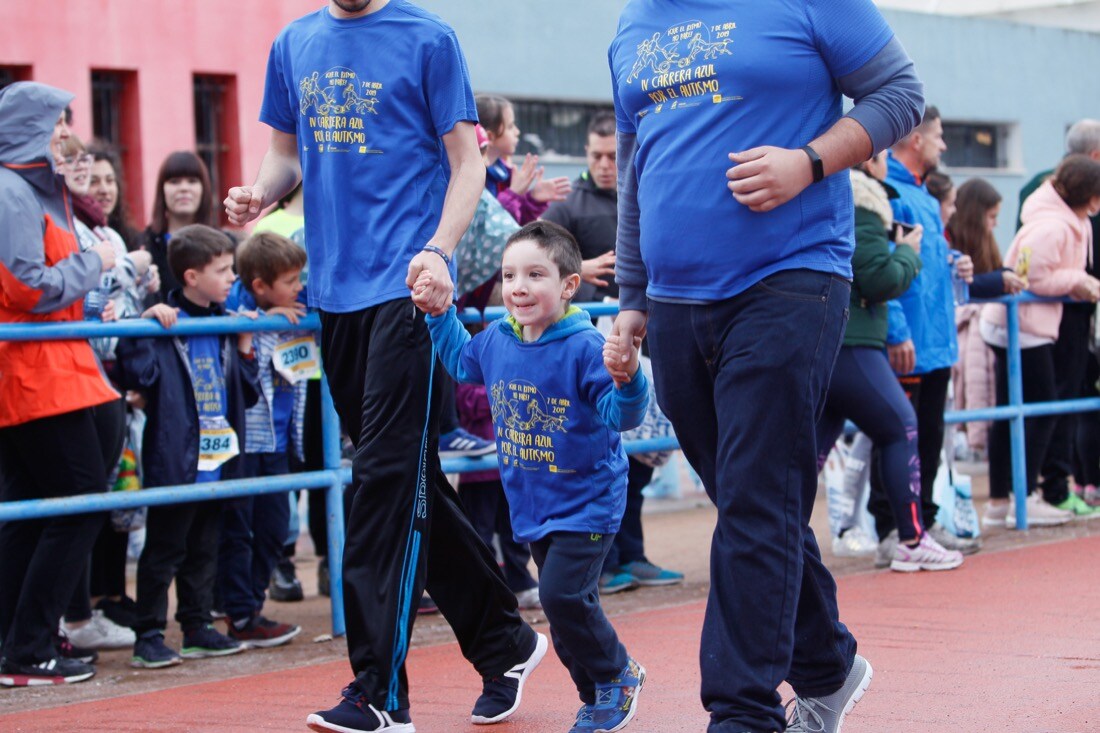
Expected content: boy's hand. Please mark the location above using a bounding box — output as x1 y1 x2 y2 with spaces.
100 299 117 323
267 304 306 325
142 304 179 328
603 333 642 388
411 271 435 313
406 253 452 315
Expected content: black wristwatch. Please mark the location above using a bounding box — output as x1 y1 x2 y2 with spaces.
801 144 824 183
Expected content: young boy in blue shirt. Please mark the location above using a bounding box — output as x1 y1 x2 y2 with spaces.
219 231 311 648
117 225 260 668
413 221 650 733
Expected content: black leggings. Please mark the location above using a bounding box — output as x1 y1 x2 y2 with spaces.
988 344 1058 501
0 401 120 664
817 347 922 542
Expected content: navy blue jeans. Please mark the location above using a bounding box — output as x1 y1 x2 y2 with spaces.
530 531 629 704
217 452 291 621
647 269 857 733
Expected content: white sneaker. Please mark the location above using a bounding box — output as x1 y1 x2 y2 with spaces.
62 610 135 650
831 526 877 558
515 587 541 610
1006 492 1074 528
981 502 1008 528
890 533 964 572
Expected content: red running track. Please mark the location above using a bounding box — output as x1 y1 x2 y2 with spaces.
2 537 1098 732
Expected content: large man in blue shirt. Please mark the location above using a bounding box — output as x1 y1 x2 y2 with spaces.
608 2 924 731
225 2 544 732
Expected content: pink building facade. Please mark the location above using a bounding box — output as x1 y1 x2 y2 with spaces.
0 0 321 229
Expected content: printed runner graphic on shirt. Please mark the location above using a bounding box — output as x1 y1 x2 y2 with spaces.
298 67 384 155
625 19 740 111
490 379 573 473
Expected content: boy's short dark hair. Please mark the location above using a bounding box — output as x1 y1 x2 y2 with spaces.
167 224 236 283
505 221 583 281
236 231 307 293
1053 153 1100 209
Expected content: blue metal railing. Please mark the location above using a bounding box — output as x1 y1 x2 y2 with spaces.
0 293 1086 633
0 304 674 636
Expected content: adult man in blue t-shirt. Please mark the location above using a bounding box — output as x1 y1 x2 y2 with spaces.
608 2 924 732
225 2 544 732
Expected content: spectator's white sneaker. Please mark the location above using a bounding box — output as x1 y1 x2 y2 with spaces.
62 610 135 650
873 530 897 569
831 526 876 558
981 502 1008 528
890 533 963 572
1006 493 1073 528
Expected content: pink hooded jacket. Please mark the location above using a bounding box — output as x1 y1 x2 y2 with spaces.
981 180 1093 341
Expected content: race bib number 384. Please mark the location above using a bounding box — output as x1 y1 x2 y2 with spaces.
198 417 240 472
273 337 320 383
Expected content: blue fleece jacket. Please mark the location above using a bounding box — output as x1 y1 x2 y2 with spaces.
426 306 649 543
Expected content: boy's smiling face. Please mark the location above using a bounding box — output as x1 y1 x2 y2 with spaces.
185 252 237 306
253 268 304 310
501 238 579 342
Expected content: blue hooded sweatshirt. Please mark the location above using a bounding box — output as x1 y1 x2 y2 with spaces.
884 152 957 374
426 306 649 543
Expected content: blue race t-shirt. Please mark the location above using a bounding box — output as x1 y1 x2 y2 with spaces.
260 1 476 312
609 0 894 302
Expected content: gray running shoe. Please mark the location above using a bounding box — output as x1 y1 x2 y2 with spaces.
873 530 897 569
786 654 873 733
927 522 981 555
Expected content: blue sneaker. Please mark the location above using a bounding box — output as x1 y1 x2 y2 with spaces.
620 560 684 587
470 632 548 724
598 570 639 595
439 428 495 459
180 624 244 659
307 684 415 733
131 631 182 669
572 657 645 732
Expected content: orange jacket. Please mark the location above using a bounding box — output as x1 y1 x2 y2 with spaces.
0 83 118 428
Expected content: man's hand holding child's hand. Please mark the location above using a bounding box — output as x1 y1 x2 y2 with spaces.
142 303 179 329
603 333 642 388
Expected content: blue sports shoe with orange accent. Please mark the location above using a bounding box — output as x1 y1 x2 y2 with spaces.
307 684 415 733
571 657 645 732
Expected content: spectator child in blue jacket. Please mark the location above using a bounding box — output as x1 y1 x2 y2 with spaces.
218 231 312 648
117 225 260 669
413 221 650 733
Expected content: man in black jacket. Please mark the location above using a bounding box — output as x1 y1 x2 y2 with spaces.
543 112 685 594
543 113 620 304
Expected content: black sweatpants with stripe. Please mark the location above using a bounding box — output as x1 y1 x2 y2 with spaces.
320 299 536 712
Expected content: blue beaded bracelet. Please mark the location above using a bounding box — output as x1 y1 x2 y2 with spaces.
422 245 451 266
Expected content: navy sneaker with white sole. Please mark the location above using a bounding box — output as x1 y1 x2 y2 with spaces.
0 656 95 686
307 684 415 733
470 631 548 724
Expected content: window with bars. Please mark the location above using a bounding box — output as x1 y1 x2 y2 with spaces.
0 65 32 92
193 74 240 225
942 121 1015 170
90 69 144 227
509 99 614 161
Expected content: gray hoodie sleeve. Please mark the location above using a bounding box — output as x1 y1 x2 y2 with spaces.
614 132 647 312
0 185 102 314
838 36 925 153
